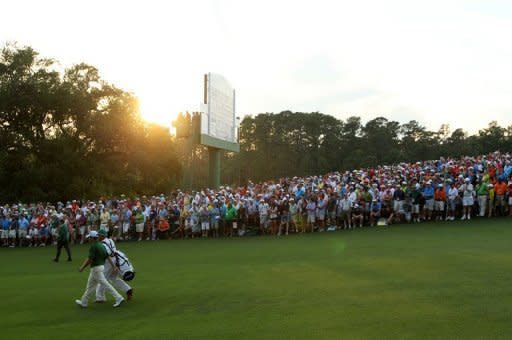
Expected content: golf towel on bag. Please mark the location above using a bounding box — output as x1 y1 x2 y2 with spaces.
114 250 136 281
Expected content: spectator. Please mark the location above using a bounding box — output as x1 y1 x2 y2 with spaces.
461 178 475 220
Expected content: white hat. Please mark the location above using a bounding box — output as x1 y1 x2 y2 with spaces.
86 230 99 238
465 178 470 182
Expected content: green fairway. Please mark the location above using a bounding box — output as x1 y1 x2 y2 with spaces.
2 218 512 339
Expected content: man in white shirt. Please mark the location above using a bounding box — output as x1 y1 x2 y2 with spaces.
258 200 269 234
447 182 459 221
95 230 133 303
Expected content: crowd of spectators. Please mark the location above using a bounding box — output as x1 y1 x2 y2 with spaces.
1 152 512 247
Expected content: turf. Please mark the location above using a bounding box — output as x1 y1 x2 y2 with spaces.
2 218 512 339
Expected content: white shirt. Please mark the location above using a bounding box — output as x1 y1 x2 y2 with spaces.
462 184 474 197
448 187 459 200
101 238 117 257
258 203 269 216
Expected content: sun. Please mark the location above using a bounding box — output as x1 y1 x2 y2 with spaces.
137 91 177 127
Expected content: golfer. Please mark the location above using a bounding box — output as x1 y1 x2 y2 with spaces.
75 230 124 308
95 229 133 302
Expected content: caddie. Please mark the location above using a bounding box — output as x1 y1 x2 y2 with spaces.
95 229 133 302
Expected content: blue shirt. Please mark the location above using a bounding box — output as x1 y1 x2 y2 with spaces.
295 187 305 199
219 204 227 220
422 187 435 199
159 209 168 219
2 219 11 230
18 217 29 230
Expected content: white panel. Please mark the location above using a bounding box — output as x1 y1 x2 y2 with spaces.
205 73 236 143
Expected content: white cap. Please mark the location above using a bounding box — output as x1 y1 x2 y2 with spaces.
86 230 99 238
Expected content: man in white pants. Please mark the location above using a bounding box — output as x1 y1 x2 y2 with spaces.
75 230 124 308
95 230 133 302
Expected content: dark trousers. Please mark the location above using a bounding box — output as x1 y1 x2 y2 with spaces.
55 241 71 260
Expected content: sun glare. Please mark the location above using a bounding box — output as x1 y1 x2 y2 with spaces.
138 92 177 127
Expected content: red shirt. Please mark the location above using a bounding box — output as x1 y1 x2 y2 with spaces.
36 215 47 228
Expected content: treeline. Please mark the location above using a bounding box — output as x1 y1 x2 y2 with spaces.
2 44 511 201
220 112 512 184
0 44 181 202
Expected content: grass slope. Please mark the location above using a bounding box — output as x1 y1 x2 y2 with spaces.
1 218 512 339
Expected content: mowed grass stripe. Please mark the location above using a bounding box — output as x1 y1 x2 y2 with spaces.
1 218 512 339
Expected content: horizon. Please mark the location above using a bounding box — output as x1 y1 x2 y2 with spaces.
1 0 511 134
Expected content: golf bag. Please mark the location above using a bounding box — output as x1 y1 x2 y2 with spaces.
114 250 136 281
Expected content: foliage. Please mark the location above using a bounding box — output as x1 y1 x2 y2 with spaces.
1 44 511 196
0 44 181 202
222 113 512 184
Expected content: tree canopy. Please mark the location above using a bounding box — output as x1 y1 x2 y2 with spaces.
220 112 512 185
1 44 511 201
0 44 181 202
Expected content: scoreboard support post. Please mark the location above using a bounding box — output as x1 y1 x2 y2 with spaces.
208 147 221 189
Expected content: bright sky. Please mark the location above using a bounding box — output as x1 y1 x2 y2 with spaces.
2 0 511 133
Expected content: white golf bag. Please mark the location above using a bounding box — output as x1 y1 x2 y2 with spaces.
114 250 136 281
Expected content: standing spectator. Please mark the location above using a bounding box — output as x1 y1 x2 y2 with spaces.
461 178 475 220
393 184 405 223
110 209 120 242
447 182 459 221
121 204 132 241
1 213 10 247
434 184 446 221
199 203 210 238
327 193 337 228
18 212 29 247
86 208 97 235
422 181 435 221
289 198 298 233
246 198 258 229
278 198 290 236
258 199 269 234
134 208 145 241
306 198 317 233
338 193 352 229
225 201 237 237
99 207 110 233
494 179 507 216
487 183 495 218
476 180 488 217
298 196 308 233
316 193 327 232
409 183 422 223
507 180 512 217
268 200 279 236
8 214 18 247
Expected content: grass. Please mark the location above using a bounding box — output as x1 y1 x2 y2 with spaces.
2 218 512 339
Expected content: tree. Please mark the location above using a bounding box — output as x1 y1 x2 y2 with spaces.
0 44 181 202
